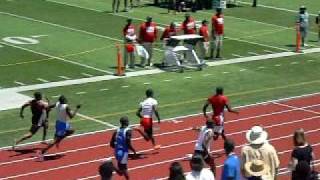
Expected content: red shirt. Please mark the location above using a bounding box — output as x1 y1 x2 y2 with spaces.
139 22 158 43
181 18 196 34
212 14 224 35
161 26 177 40
199 25 209 41
123 24 135 36
208 94 229 116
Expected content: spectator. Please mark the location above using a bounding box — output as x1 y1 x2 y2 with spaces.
169 162 186 180
186 154 215 180
123 19 137 69
252 0 257 7
139 16 158 67
289 129 315 180
181 14 196 35
222 139 241 180
99 159 114 180
294 160 312 180
168 0 177 14
241 126 280 179
296 6 309 47
244 160 272 180
210 8 224 59
316 11 320 42
112 0 120 13
161 22 178 41
198 20 210 60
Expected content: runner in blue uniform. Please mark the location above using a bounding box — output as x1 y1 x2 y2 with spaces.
110 116 136 180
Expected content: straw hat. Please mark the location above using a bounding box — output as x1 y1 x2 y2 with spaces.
246 126 268 145
244 160 270 177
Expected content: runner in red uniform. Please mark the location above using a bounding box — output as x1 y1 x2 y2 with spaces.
202 87 238 141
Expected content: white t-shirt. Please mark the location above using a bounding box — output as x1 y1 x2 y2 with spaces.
56 102 68 122
195 126 213 152
139 97 158 118
186 169 215 180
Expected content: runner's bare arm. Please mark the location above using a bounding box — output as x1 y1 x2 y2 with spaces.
126 130 136 154
66 105 81 119
202 100 210 119
202 132 212 157
153 105 160 123
136 107 143 118
20 102 30 119
226 104 239 114
110 132 116 149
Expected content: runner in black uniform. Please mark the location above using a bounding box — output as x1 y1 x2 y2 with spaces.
13 92 49 149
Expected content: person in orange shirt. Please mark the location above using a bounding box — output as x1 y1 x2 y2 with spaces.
198 20 210 59
210 8 224 59
139 16 158 67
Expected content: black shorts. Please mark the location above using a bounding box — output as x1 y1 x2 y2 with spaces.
29 121 48 134
117 162 128 171
194 150 215 168
144 127 153 138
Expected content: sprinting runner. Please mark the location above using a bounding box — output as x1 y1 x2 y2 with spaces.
203 87 238 141
193 119 217 175
110 116 137 180
38 95 81 160
135 89 161 149
13 92 49 149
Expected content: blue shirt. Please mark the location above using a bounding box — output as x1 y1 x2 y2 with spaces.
115 128 129 153
221 153 241 180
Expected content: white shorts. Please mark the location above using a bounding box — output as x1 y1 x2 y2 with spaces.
213 125 224 134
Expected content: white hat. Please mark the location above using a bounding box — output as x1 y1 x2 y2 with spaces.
244 159 270 177
246 126 268 145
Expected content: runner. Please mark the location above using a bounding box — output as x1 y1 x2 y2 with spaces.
135 89 161 149
203 87 239 141
13 92 49 149
38 95 81 160
110 116 137 180
193 119 217 175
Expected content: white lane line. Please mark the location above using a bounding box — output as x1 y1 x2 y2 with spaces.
58 76 71 80
36 78 49 83
272 102 320 115
77 113 116 128
81 73 93 77
275 64 281 67
184 77 192 79
99 88 109 91
232 54 244 58
248 52 260 56
121 85 129 88
258 66 266 69
14 81 25 86
1 92 319 152
239 69 247 72
202 74 212 77
0 41 113 74
163 79 172 82
75 92 87 95
51 95 60 98
222 71 230 74
31 35 48 38
290 61 299 65
264 50 275 53
143 82 151 85
307 60 314 62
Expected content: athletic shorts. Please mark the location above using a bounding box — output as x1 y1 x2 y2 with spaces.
115 149 128 164
194 150 215 166
55 120 71 137
29 121 48 134
300 27 308 38
212 115 224 134
140 117 152 130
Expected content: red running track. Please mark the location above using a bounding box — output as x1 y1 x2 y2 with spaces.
0 93 320 180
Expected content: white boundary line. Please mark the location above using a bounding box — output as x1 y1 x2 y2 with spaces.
1 91 319 150
0 41 112 74
272 102 320 115
77 113 117 128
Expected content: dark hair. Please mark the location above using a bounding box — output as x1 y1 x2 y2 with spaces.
224 138 235 154
127 18 132 23
34 92 42 100
146 89 154 97
99 161 114 180
216 87 223 95
58 95 67 104
202 20 208 25
190 154 204 172
120 116 129 127
169 162 185 180
293 129 307 146
206 119 214 129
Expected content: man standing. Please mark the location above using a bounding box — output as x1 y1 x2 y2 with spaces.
123 19 137 69
199 20 210 59
316 11 320 42
110 116 136 180
241 126 280 179
203 87 238 141
186 155 215 180
193 120 216 175
139 16 158 67
211 8 224 59
297 6 309 47
136 89 161 149
252 0 257 7
112 0 120 13
13 92 49 149
181 14 197 35
222 139 241 180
